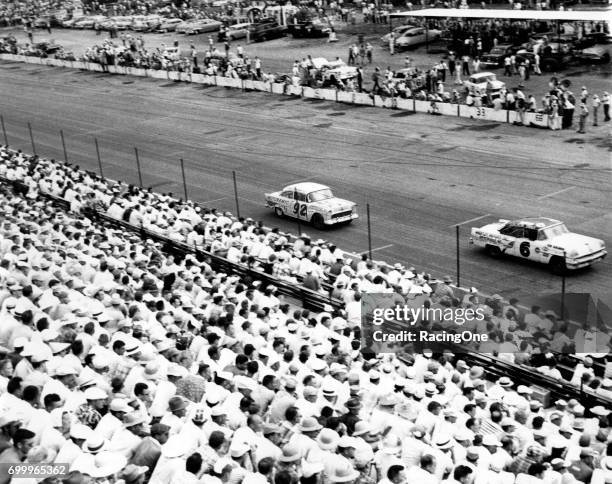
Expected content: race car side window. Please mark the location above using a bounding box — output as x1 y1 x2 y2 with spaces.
281 191 293 199
499 224 519 236
294 192 307 202
525 228 538 241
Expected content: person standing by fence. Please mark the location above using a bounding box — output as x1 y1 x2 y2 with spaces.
603 92 610 121
533 53 541 75
577 102 588 134
591 94 600 126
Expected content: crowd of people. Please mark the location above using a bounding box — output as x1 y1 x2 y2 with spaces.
0 142 612 484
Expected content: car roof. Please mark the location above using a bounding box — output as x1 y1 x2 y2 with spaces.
510 217 562 229
282 182 331 193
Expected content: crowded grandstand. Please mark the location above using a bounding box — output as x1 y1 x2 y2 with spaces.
0 0 611 481
0 143 611 484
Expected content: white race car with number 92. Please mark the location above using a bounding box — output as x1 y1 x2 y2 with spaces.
470 217 606 273
265 182 358 229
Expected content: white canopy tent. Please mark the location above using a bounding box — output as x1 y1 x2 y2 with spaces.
389 8 611 22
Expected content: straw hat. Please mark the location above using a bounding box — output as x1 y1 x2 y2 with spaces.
88 452 128 479
316 428 340 451
279 443 302 463
329 461 360 483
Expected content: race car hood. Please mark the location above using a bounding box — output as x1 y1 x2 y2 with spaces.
486 80 505 90
310 197 355 212
327 65 357 79
548 233 604 256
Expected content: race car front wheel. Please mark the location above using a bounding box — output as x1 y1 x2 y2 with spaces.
311 214 325 230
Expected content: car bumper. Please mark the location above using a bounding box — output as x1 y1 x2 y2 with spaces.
566 250 607 269
326 213 358 224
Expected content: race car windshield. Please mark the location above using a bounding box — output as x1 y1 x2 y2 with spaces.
308 189 334 202
543 224 569 238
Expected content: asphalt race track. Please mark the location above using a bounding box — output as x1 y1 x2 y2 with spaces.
1 61 610 301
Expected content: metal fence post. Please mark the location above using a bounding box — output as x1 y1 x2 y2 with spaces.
28 122 36 155
232 170 240 218
94 138 104 178
60 130 68 163
134 147 143 188
1 115 7 146
456 225 461 287
180 158 188 200
561 250 566 320
366 203 372 260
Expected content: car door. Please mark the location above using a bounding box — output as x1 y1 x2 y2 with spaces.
292 190 310 220
414 28 426 45
510 227 536 261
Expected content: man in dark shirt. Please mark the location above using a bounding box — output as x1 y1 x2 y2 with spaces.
568 448 595 483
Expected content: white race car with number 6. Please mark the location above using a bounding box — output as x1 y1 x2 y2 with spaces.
470 217 606 273
265 182 358 229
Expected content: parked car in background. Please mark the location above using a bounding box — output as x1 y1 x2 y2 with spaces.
223 22 251 40
309 57 358 87
61 15 87 28
131 15 149 31
248 18 286 42
184 18 222 34
33 39 61 54
287 18 330 38
480 44 520 69
464 72 505 98
158 18 182 32
33 16 52 28
381 24 415 44
391 67 427 91
73 16 105 29
577 45 611 63
146 15 163 31
393 27 441 50
573 32 612 50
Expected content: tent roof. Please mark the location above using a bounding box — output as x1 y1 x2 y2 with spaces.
389 8 610 22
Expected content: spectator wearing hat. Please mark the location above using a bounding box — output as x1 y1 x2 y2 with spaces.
277 442 302 480
161 396 189 436
53 423 91 466
149 435 189 484
108 412 150 458
433 276 454 301
119 464 149 484
75 386 107 429
95 397 131 441
130 423 169 479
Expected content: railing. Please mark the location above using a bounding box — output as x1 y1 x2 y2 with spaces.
2 169 610 408
0 53 551 129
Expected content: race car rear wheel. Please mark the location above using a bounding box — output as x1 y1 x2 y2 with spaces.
485 245 502 258
311 213 325 230
274 207 284 218
549 256 567 275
